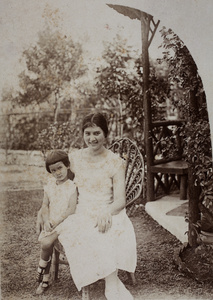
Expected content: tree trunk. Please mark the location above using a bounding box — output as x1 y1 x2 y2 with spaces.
54 90 60 122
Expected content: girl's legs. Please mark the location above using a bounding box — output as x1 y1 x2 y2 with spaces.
36 259 52 295
36 231 59 294
105 270 134 300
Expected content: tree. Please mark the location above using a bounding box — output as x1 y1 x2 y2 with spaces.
96 34 143 139
159 27 206 121
96 34 170 146
0 27 89 150
17 27 87 121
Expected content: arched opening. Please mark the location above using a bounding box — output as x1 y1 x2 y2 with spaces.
107 4 212 249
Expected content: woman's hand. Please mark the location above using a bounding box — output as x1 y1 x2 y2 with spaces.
95 212 112 233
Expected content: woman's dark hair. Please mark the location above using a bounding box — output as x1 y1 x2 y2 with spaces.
45 149 74 180
82 112 108 137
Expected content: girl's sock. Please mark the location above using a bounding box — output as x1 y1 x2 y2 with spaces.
37 257 51 282
38 258 50 268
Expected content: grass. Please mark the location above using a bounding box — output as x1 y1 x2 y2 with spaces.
1 189 213 299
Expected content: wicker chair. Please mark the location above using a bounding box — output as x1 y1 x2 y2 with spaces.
50 138 145 289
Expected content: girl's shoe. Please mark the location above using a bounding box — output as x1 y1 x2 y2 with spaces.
36 281 49 295
36 258 51 282
82 286 90 300
36 266 46 282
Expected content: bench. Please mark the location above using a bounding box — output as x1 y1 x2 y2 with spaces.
148 120 188 201
151 160 188 200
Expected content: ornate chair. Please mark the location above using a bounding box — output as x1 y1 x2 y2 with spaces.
109 137 145 211
50 138 145 290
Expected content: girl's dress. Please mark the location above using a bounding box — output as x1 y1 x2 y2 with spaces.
57 149 137 291
38 178 76 241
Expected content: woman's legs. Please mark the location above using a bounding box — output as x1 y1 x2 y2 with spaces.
82 286 90 300
105 270 134 300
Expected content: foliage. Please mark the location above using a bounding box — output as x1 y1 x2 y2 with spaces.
0 88 19 114
96 34 170 146
159 27 211 160
1 27 91 150
183 118 213 230
149 60 170 121
96 35 137 108
95 35 143 142
16 27 87 121
195 155 213 232
159 27 205 121
6 114 47 150
35 120 83 155
184 118 211 166
159 27 213 235
153 124 183 161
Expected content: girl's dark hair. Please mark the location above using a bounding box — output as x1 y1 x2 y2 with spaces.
82 112 108 137
45 150 74 180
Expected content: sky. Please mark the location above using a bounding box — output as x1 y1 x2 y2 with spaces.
0 0 164 94
1 0 213 90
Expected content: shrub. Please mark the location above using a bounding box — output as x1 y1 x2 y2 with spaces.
35 121 83 155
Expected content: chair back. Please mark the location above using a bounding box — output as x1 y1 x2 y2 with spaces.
109 138 145 207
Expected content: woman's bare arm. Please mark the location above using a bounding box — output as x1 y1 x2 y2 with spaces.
96 164 126 233
109 164 126 215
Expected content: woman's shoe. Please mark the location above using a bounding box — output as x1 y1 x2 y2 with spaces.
36 281 49 295
82 286 90 300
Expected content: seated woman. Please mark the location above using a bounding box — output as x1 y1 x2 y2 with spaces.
37 112 137 300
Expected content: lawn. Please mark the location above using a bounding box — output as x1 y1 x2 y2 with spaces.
1 189 213 299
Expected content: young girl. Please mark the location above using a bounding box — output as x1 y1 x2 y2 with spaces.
36 149 77 295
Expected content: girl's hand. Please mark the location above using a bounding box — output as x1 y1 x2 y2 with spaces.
95 212 112 233
36 209 44 235
44 221 53 232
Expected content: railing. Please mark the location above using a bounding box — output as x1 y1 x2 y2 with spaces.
151 119 186 164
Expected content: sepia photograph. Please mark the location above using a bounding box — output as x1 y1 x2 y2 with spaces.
1 0 213 299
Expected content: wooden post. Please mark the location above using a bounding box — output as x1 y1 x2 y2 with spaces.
141 13 154 201
187 63 201 246
188 166 200 247
106 5 160 202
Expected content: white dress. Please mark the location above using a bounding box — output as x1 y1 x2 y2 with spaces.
38 178 76 241
57 149 137 291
